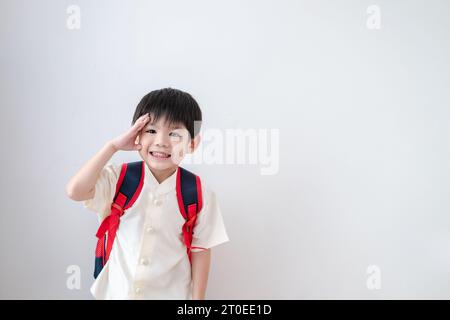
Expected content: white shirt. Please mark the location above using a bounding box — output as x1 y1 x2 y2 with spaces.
83 162 230 300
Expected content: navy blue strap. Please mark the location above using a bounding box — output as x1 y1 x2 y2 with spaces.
178 167 200 214
114 161 144 207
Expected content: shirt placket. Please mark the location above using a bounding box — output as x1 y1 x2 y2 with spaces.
131 190 164 299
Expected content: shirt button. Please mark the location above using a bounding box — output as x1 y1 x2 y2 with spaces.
140 258 149 266
153 199 162 206
146 226 153 233
135 287 142 294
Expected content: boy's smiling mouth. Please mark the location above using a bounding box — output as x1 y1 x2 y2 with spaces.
149 151 171 160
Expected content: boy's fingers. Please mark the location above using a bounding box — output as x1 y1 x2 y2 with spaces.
130 115 149 135
133 118 146 130
136 114 149 126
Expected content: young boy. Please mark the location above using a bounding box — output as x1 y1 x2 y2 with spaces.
66 88 229 300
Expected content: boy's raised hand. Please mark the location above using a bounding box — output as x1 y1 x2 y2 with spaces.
110 113 150 151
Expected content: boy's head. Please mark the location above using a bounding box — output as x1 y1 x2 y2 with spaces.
132 88 202 174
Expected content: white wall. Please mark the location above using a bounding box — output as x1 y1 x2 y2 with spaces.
1 0 449 299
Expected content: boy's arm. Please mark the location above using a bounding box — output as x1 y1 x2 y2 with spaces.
65 113 150 201
191 249 211 300
65 142 117 201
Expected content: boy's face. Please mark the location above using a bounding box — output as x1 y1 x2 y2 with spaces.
136 114 200 174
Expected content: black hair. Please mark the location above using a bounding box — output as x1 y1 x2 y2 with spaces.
132 88 202 139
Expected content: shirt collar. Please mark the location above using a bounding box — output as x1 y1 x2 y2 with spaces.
143 163 178 196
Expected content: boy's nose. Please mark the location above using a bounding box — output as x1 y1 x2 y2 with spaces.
154 132 169 147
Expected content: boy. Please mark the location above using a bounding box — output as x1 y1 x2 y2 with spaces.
65 88 229 300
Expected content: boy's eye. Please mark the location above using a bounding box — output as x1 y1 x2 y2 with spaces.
169 132 181 138
146 129 156 134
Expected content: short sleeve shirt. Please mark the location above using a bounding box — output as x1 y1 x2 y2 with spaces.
83 162 230 299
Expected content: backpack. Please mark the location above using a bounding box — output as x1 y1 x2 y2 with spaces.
93 161 205 279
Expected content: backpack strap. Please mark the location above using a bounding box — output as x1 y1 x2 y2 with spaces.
175 166 207 263
94 161 145 279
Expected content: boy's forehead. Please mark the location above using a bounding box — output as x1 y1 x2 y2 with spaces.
147 114 186 129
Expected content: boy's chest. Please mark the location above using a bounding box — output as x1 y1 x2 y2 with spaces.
117 190 186 244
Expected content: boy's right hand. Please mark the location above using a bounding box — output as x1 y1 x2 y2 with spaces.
110 113 150 152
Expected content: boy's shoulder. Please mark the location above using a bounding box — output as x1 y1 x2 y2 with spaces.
103 162 124 176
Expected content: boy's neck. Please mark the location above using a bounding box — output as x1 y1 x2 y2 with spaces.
149 165 178 184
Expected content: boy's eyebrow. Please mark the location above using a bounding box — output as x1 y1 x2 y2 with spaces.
146 122 184 130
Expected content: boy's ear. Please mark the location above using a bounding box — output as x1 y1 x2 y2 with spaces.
188 134 201 154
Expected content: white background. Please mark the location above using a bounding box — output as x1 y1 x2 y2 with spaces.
1 0 449 299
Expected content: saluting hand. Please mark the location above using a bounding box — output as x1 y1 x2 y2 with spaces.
110 113 150 152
